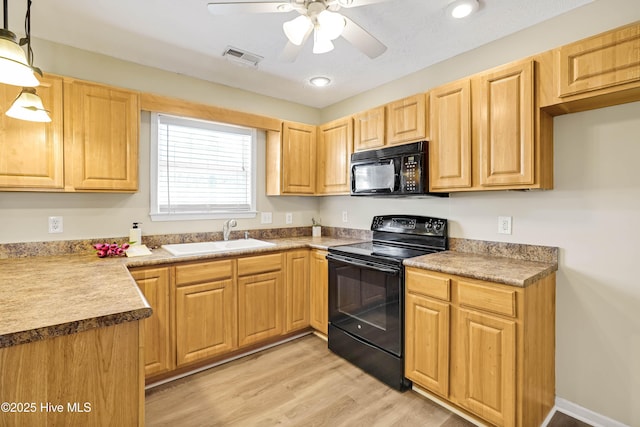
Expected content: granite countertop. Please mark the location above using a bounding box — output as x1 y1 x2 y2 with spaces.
0 236 362 349
404 251 558 287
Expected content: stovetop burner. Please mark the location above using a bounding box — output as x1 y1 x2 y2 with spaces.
329 215 448 264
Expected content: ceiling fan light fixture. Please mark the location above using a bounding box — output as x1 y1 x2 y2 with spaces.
0 29 39 87
312 29 334 54
447 0 479 19
6 87 51 122
283 15 313 46
316 10 346 41
309 76 331 87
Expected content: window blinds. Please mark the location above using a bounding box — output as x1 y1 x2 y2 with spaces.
156 114 253 214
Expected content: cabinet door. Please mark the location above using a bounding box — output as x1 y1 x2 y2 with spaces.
238 270 284 346
478 60 534 187
405 292 450 398
317 118 353 195
452 308 516 427
386 94 427 145
0 74 64 190
557 22 640 97
429 79 472 190
309 250 328 335
64 79 139 191
285 250 310 332
175 278 237 366
282 121 316 194
130 267 173 378
353 106 385 151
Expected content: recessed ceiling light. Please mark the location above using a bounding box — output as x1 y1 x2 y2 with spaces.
447 0 479 19
310 76 331 87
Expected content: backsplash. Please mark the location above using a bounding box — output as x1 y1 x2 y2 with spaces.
0 226 370 259
0 227 556 265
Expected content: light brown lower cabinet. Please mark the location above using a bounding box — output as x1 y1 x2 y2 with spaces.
129 266 174 377
309 249 329 335
237 253 285 347
174 259 237 366
405 267 555 427
285 250 310 332
132 250 317 382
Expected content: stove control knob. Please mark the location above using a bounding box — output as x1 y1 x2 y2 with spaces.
434 221 444 232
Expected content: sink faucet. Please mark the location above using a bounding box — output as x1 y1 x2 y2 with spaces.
223 219 237 241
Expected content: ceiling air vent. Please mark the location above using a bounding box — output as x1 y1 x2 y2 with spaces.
222 46 263 68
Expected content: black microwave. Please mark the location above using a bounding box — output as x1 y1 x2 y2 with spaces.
350 141 447 197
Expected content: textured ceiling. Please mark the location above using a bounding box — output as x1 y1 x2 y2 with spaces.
16 0 592 108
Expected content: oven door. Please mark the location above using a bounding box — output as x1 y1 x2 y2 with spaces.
327 253 403 356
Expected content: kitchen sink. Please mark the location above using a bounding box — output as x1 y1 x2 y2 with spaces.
162 239 276 256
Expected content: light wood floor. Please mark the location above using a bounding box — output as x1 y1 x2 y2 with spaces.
145 334 476 427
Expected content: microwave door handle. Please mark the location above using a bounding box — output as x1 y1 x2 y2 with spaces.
327 254 399 275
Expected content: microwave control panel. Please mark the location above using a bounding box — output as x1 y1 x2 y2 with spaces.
401 154 423 193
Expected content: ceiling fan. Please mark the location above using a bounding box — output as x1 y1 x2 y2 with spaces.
207 0 389 62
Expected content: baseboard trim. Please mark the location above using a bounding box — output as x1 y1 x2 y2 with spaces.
542 397 630 427
411 384 488 427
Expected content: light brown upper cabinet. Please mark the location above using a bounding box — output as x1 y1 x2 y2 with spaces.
64 78 139 192
386 93 427 146
429 58 553 192
478 60 535 187
267 121 316 195
542 21 640 114
317 117 353 195
353 94 427 151
0 74 64 190
353 106 385 151
429 79 472 190
557 22 640 98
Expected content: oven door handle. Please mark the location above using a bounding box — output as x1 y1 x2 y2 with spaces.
326 253 400 275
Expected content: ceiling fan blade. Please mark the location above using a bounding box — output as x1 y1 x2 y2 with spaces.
340 16 387 59
207 1 292 14
278 28 312 62
331 0 390 8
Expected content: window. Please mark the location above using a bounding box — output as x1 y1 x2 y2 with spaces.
150 113 257 221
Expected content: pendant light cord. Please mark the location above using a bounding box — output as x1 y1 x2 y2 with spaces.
3 0 8 30
23 0 32 65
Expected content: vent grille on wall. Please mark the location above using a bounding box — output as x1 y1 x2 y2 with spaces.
223 46 263 67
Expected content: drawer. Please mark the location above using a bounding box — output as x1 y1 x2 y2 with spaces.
238 253 283 276
406 268 450 301
175 259 234 286
457 280 517 318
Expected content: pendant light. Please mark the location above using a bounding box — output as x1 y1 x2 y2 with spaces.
4 0 50 122
0 0 38 87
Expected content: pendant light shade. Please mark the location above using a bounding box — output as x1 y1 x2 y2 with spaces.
6 87 51 122
283 15 313 46
312 28 334 54
0 29 39 87
316 10 345 41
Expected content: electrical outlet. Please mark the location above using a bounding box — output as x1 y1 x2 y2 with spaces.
498 216 512 235
285 212 293 224
342 211 348 223
261 212 272 224
48 216 63 233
